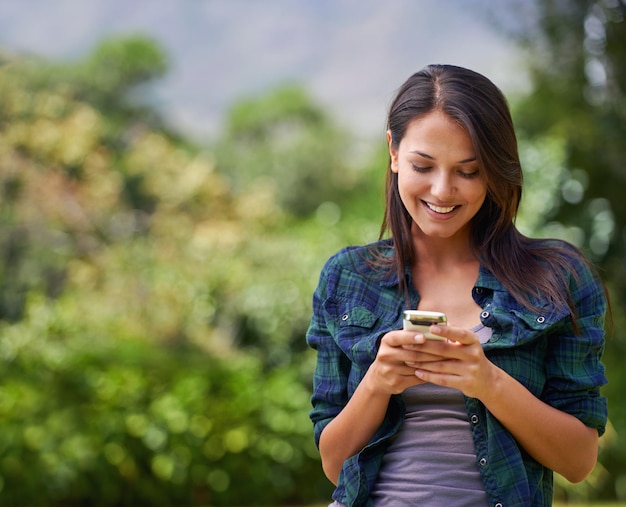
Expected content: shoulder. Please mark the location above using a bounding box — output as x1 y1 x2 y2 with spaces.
532 238 605 307
533 238 597 278
321 238 394 276
314 238 395 298
536 237 581 255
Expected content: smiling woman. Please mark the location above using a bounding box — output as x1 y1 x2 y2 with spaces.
306 64 608 507
388 110 487 246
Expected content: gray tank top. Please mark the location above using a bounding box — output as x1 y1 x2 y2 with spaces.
369 323 492 507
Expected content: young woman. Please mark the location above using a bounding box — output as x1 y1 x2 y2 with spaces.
306 64 608 507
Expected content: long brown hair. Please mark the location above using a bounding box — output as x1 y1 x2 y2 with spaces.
378 64 588 318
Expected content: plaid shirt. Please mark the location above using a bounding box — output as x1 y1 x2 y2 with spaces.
306 239 608 507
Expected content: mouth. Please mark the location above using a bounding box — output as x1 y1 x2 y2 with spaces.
424 201 458 214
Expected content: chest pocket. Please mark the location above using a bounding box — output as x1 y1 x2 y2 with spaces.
339 305 378 329
324 300 383 366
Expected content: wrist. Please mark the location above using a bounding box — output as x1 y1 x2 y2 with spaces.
361 363 395 399
477 363 511 408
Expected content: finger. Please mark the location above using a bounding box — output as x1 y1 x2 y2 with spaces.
383 330 429 347
405 357 444 367
404 351 447 365
414 364 462 387
429 325 479 346
413 358 460 373
402 340 449 359
415 365 435 380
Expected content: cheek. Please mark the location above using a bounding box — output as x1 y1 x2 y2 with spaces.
394 175 413 208
476 185 488 204
467 179 488 204
397 168 423 190
396 172 422 202
469 189 488 213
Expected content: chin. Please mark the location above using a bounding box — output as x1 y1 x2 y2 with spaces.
414 223 468 241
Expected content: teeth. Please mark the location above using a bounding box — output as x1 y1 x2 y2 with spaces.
426 202 456 214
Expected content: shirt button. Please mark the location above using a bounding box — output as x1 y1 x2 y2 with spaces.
341 314 349 321
470 414 479 424
536 315 546 324
495 503 503 507
474 287 484 295
481 311 490 319
479 457 487 466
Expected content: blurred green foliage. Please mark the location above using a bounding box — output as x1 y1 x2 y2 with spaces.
0 295 325 505
0 3 624 504
214 84 366 217
505 0 626 502
0 35 343 505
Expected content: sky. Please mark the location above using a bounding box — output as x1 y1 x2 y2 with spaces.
0 0 532 142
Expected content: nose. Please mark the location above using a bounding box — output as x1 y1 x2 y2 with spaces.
430 170 455 201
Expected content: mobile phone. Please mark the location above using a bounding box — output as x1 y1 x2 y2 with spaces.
402 310 447 340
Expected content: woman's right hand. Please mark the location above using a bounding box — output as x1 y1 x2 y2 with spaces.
319 328 445 484
364 329 445 395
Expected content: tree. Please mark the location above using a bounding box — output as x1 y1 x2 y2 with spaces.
0 36 339 505
512 0 625 266
493 0 626 501
214 84 359 217
0 35 173 321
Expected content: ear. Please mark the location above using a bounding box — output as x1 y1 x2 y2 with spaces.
387 130 399 173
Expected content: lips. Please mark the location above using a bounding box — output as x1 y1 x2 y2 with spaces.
424 201 457 214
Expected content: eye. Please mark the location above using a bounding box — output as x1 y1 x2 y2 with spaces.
459 170 480 179
411 163 432 173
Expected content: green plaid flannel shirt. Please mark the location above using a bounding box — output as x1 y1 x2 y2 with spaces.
307 239 608 507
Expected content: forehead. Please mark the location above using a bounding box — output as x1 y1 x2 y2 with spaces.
401 111 474 154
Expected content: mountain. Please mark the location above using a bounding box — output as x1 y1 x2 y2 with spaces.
0 0 529 141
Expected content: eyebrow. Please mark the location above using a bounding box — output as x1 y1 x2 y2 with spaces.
409 150 477 164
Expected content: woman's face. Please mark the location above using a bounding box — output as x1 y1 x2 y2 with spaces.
388 110 488 243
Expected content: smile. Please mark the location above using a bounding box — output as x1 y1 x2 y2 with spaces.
424 202 457 214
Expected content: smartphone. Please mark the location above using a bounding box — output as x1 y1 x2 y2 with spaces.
402 310 447 340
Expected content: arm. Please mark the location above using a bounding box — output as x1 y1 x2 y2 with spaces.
318 367 391 485
412 312 606 482
314 331 434 485
411 255 607 481
306 251 433 485
493 259 609 481
478 361 598 482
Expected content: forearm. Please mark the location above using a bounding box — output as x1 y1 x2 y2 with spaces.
482 365 599 482
318 372 391 485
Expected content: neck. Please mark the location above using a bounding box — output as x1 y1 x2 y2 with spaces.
411 225 476 270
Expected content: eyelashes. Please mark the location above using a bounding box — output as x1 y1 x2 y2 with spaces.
410 163 479 179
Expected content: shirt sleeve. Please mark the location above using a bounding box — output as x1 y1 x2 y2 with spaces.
306 253 351 448
542 254 608 435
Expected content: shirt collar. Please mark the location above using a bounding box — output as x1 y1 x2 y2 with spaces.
476 264 505 291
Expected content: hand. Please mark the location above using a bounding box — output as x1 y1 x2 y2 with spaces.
363 330 447 395
406 325 497 398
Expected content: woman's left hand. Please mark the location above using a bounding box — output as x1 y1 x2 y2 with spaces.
406 325 497 399
409 324 600 483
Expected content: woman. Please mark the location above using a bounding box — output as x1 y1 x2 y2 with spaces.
306 64 608 507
